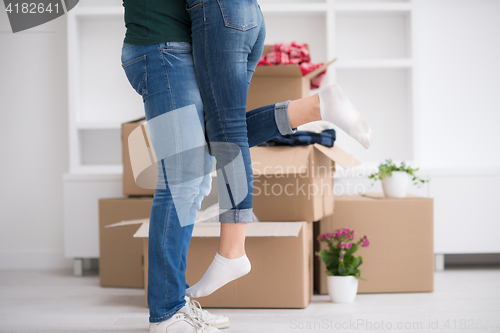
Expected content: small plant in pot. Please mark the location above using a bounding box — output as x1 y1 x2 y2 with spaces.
316 228 369 303
368 159 428 198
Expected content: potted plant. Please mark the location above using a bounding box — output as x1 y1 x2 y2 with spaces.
316 227 369 303
368 159 428 198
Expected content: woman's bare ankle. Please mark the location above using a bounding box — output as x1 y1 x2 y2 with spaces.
217 247 246 259
288 94 322 128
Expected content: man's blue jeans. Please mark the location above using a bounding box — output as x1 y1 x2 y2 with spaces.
121 41 294 323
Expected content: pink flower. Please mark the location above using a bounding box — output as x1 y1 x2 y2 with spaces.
360 235 370 247
339 257 343 261
341 250 346 255
339 242 346 249
347 243 352 249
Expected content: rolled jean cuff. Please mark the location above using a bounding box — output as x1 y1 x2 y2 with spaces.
274 100 296 135
219 208 253 223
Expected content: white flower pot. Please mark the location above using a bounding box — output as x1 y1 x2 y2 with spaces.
382 171 410 198
327 275 359 303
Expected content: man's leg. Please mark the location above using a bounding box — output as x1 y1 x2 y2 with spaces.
127 41 207 323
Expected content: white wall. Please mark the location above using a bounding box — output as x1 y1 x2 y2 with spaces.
1 0 500 269
417 0 500 169
0 11 71 269
416 0 500 254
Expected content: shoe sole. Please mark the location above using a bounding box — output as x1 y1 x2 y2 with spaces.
210 320 231 329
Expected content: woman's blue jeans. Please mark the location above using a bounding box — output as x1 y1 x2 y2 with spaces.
186 0 267 223
121 40 293 322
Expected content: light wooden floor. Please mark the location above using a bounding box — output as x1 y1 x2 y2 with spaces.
0 266 499 333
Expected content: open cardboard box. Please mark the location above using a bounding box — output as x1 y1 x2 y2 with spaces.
247 45 337 110
106 219 314 308
125 119 360 222
250 144 359 222
314 193 434 294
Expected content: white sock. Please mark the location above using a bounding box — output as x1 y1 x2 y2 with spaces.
319 83 373 149
186 252 251 298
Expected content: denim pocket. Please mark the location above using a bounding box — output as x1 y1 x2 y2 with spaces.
162 42 192 54
216 0 258 31
122 54 148 97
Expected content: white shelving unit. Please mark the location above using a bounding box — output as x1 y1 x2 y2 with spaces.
64 0 434 272
66 0 417 173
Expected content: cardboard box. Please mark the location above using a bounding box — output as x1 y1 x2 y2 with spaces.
98 197 153 288
314 193 434 294
250 144 360 222
247 45 337 111
127 220 314 308
124 118 361 222
122 117 155 196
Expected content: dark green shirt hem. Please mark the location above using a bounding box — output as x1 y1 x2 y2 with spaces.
123 36 192 46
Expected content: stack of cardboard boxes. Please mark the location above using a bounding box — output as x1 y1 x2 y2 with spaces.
104 128 360 308
98 44 435 309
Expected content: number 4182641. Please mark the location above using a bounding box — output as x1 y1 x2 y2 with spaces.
5 2 60 14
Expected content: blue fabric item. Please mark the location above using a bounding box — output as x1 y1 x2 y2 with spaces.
261 129 337 147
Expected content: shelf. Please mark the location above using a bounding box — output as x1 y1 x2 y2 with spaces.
71 164 124 174
334 67 413 163
336 13 411 59
336 59 412 68
76 122 121 130
336 3 411 12
63 172 122 182
260 3 326 14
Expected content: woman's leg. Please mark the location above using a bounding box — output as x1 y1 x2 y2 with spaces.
186 0 264 298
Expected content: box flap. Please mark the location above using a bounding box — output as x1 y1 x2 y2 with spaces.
250 146 311 176
303 58 338 80
313 144 361 169
123 116 146 125
133 222 149 238
254 64 304 77
105 218 149 228
133 221 305 238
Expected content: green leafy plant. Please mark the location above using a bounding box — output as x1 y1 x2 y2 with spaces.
316 228 369 281
368 159 429 187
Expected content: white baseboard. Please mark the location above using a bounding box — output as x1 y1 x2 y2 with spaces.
0 249 73 270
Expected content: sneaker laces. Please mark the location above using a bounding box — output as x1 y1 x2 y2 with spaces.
188 298 213 321
185 312 210 332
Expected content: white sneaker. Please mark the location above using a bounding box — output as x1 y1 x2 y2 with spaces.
149 303 224 333
185 296 231 329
